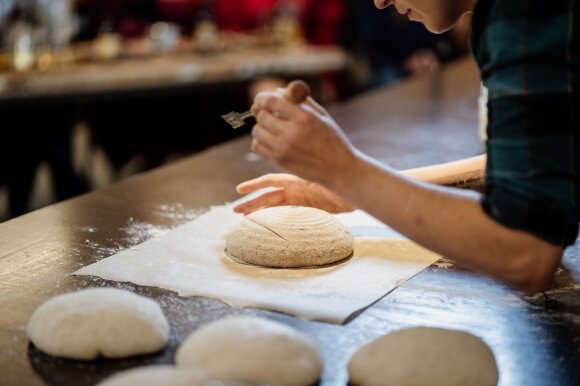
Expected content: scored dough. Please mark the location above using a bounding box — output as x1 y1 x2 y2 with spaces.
175 316 323 386
348 327 499 386
97 365 207 386
225 206 353 268
27 288 170 360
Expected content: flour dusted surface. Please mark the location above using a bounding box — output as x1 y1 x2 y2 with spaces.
75 204 440 323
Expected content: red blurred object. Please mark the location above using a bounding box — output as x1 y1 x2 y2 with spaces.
215 0 345 45
118 18 152 38
215 0 277 32
78 0 344 43
156 0 201 23
303 0 345 45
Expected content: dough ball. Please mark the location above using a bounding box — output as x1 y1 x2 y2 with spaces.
27 288 170 360
348 327 498 386
225 206 353 268
175 316 322 386
97 365 207 386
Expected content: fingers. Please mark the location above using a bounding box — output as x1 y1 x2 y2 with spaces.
271 89 326 115
254 91 303 119
236 173 296 194
251 137 275 161
251 121 283 162
252 123 279 148
255 110 284 135
233 189 286 214
305 97 328 116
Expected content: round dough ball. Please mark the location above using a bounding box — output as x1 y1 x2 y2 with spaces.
97 366 207 386
27 288 170 360
176 316 322 386
348 327 498 386
225 206 353 268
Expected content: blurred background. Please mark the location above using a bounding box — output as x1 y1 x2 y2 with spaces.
0 0 471 222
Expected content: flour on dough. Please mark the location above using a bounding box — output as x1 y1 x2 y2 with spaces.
348 327 498 386
176 316 322 386
27 288 170 360
225 206 353 268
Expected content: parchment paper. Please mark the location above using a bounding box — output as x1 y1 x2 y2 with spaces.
74 204 439 324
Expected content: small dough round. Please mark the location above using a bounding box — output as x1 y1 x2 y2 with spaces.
175 316 322 386
225 206 353 268
27 288 170 360
97 365 207 386
348 327 498 386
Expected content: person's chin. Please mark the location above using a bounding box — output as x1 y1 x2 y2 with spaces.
423 19 455 34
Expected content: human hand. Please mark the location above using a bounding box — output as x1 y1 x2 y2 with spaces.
248 77 286 103
251 92 357 188
404 49 440 76
233 173 354 215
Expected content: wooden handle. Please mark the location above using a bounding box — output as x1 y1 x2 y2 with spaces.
251 80 310 116
282 80 310 104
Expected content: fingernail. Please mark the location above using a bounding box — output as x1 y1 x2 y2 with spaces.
254 93 267 107
254 91 278 107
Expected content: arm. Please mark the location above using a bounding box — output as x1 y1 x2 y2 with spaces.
337 151 561 293
234 155 486 213
247 92 562 293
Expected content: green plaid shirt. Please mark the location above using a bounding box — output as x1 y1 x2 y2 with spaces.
471 0 580 246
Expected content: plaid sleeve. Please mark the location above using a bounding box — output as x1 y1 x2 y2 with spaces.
471 0 580 246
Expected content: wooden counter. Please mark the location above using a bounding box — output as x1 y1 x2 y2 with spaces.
1 58 579 386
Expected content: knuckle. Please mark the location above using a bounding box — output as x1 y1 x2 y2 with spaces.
285 130 302 146
256 110 268 122
265 95 279 110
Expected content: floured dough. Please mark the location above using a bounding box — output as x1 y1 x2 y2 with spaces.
225 206 353 268
348 327 498 386
175 316 323 386
97 365 207 386
27 288 170 360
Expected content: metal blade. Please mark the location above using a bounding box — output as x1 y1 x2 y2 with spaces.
221 110 253 129
221 112 244 129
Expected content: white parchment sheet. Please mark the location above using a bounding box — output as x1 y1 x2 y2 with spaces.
74 204 439 324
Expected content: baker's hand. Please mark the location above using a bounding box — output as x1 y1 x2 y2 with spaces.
251 92 357 187
233 173 354 215
404 49 440 77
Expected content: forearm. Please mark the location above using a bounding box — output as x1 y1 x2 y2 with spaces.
329 152 562 292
